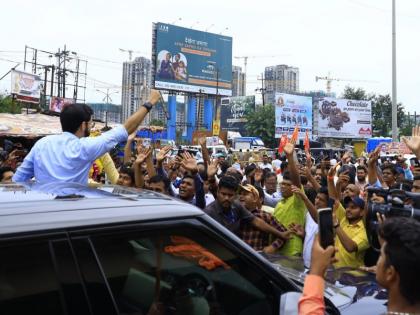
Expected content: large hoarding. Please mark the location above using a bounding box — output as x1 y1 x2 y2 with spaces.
49 97 74 113
275 93 313 139
220 96 255 136
11 70 42 103
153 22 232 96
317 97 372 138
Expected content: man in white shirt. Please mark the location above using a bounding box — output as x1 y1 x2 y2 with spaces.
13 90 161 184
259 154 273 171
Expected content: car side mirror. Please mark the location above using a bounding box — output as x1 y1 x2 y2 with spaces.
279 291 301 315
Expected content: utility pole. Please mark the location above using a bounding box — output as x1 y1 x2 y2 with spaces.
392 0 398 141
256 72 266 106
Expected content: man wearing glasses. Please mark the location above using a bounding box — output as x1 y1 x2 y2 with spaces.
13 90 160 184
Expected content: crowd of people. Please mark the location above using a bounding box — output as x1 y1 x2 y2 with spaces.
2 89 420 314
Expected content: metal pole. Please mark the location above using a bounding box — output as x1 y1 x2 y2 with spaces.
392 0 398 141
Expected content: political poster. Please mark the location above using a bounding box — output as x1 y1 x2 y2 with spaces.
317 97 372 138
10 70 42 103
220 96 255 136
275 93 313 139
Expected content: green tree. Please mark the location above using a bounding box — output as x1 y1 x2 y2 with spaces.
341 86 405 138
0 95 21 114
245 104 276 148
149 119 165 127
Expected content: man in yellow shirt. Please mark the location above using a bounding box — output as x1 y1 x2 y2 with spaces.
332 196 369 268
273 142 307 256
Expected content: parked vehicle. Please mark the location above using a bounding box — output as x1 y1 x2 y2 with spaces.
232 137 265 150
0 182 386 314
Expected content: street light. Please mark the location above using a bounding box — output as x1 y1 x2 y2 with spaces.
96 89 119 104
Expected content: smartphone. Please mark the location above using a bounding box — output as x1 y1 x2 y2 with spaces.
318 207 334 249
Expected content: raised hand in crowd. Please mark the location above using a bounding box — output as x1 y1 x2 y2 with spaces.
123 132 137 164
156 145 172 167
180 152 198 174
133 145 152 188
402 125 420 159
367 145 381 185
207 159 219 179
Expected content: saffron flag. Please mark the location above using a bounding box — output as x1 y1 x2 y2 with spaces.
304 130 310 153
278 134 288 154
290 125 299 144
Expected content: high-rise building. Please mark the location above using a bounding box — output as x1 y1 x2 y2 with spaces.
121 57 151 123
264 64 299 105
232 65 246 97
89 103 122 124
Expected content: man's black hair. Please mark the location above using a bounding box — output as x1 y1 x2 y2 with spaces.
244 164 256 176
264 172 277 181
60 103 94 134
218 175 239 191
356 165 368 172
282 170 291 181
119 165 135 184
0 166 13 181
379 217 420 305
304 187 317 204
149 174 170 191
254 185 265 201
382 164 397 175
280 161 288 172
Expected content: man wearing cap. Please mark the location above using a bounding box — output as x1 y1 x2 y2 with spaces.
332 196 369 268
239 184 290 253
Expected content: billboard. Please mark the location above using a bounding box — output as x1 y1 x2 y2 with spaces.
153 22 232 95
317 97 372 138
220 96 255 136
49 97 74 113
275 93 313 139
11 70 42 103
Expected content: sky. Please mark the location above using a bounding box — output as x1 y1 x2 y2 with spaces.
1 0 420 112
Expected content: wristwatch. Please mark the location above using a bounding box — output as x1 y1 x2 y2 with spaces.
142 102 153 112
334 222 340 229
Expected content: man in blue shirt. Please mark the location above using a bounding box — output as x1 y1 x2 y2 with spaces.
13 90 161 184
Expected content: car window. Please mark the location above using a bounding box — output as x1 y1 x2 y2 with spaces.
90 227 278 315
0 240 65 315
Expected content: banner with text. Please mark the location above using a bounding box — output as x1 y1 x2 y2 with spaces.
220 95 255 136
275 93 313 139
317 97 372 138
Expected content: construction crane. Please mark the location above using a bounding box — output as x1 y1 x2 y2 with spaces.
315 73 378 94
118 48 148 61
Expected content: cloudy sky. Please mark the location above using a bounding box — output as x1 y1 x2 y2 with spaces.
1 0 419 112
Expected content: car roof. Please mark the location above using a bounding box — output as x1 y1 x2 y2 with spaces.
0 183 204 236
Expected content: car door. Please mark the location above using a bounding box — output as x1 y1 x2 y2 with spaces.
69 217 291 315
0 233 91 315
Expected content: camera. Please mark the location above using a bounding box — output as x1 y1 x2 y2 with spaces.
366 187 420 250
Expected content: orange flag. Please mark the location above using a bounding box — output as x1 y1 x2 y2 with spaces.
278 134 288 154
290 125 299 144
304 130 310 153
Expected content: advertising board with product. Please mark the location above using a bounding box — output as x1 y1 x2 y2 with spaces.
10 70 42 103
274 93 313 139
317 97 372 138
152 22 232 95
220 96 255 136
